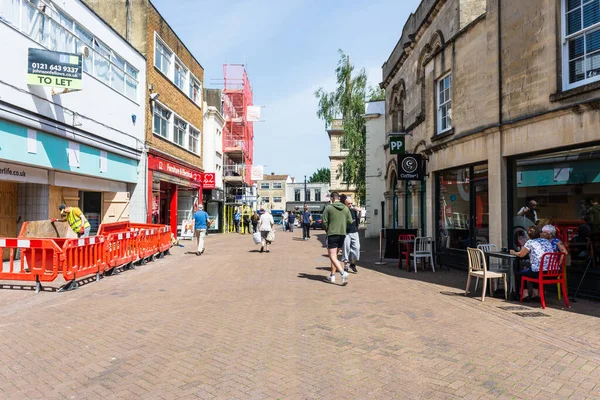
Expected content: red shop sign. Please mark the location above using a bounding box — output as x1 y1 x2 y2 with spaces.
201 173 216 189
148 156 202 183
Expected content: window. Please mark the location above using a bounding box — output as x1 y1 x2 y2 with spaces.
190 76 202 104
294 189 301 201
564 0 600 88
173 118 187 147
260 183 270 189
273 197 282 203
155 39 172 76
437 74 452 134
340 136 349 150
315 189 321 202
153 105 170 138
263 197 270 204
174 60 188 91
189 127 200 154
305 190 311 202
341 163 350 183
272 182 282 189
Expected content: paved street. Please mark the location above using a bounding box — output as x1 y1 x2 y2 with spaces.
1 230 600 399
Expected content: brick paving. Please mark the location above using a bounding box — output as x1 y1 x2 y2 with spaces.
1 229 600 399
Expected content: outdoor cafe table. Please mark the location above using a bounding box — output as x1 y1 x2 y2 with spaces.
485 252 521 298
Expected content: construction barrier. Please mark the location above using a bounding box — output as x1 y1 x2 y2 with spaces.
0 222 172 293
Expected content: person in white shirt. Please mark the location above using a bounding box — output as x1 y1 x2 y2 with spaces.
258 208 274 253
282 211 289 231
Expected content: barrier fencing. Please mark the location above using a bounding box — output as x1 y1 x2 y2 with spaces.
0 222 171 293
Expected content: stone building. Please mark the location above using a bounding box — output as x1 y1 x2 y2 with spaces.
328 119 358 203
256 174 292 214
382 0 600 296
83 0 206 236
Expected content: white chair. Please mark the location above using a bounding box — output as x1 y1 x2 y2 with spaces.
412 237 435 273
476 244 501 291
465 248 507 302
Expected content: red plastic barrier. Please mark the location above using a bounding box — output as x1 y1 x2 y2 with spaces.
137 228 160 260
61 236 107 281
158 226 172 253
0 238 62 283
97 221 132 236
106 230 139 268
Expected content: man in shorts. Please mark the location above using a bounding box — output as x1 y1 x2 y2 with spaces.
322 192 353 285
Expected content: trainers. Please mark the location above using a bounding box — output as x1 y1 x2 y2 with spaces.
341 272 349 286
326 274 336 283
350 264 358 273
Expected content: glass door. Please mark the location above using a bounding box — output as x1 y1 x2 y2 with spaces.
472 165 489 246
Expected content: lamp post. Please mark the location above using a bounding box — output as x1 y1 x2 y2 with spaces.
304 175 307 204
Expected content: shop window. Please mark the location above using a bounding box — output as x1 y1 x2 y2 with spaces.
437 73 452 134
511 146 600 273
294 189 301 201
153 104 170 138
563 0 600 89
173 118 187 147
315 189 321 201
272 182 282 189
189 127 200 154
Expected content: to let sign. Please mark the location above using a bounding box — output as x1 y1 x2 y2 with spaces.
27 49 83 90
389 135 405 155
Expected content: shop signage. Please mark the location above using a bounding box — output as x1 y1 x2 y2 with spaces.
148 157 202 183
397 154 424 181
27 48 83 90
251 165 264 181
0 161 48 184
389 135 406 155
210 189 224 202
236 195 258 202
201 173 216 189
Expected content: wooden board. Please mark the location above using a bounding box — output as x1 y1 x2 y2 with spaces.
0 182 18 260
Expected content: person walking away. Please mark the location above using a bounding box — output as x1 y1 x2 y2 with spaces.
302 205 312 241
322 192 352 285
340 194 361 273
282 211 289 232
288 211 295 233
234 208 241 233
585 197 600 234
193 204 210 256
258 207 274 253
251 211 259 233
243 213 251 234
52 204 91 238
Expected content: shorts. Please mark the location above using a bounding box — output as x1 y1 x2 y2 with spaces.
327 235 346 250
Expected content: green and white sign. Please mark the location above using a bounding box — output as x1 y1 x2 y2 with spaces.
27 48 82 90
389 135 406 155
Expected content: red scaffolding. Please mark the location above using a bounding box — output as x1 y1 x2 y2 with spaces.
222 64 254 186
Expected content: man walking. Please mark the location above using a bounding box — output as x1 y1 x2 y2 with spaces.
340 194 360 273
282 211 289 231
288 211 295 233
302 204 312 241
52 204 91 237
322 192 352 285
193 204 210 256
234 208 241 233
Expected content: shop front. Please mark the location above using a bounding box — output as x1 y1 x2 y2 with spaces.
204 185 223 234
147 153 204 237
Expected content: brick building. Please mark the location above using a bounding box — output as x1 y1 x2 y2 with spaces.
83 0 206 236
381 0 600 297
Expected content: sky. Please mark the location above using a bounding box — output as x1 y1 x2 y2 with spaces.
152 0 420 180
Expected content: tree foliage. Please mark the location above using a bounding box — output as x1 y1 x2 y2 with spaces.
308 168 331 183
315 49 369 203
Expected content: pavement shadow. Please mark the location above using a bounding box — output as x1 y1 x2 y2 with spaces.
315 267 330 271
292 238 306 241
297 273 330 284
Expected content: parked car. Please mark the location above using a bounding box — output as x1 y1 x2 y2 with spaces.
311 214 323 230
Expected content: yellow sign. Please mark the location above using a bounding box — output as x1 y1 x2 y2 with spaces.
27 74 82 89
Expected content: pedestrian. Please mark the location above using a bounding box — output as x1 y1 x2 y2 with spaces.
322 192 352 285
52 204 91 238
282 211 289 232
288 211 295 233
585 197 600 234
251 211 259 233
302 204 312 241
193 204 210 256
243 213 251 234
340 194 360 273
258 207 274 253
234 208 241 233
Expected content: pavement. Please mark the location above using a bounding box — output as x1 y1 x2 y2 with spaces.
0 229 600 399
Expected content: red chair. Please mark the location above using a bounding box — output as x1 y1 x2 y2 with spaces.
397 234 416 271
520 252 570 309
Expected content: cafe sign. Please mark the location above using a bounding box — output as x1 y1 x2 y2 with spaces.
389 135 406 155
27 48 83 90
397 154 424 181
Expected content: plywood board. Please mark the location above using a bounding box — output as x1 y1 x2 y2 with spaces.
0 182 18 260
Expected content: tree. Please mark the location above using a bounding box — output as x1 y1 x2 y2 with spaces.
315 49 368 203
308 168 330 183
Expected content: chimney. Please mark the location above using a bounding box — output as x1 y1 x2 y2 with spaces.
271 172 274 175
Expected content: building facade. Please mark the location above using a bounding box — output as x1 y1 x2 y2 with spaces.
84 0 206 236
382 0 600 297
285 181 330 216
364 101 387 239
203 88 224 233
328 119 357 204
0 0 146 243
257 174 291 213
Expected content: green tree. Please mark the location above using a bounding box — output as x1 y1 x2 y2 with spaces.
308 168 331 183
368 85 385 101
315 49 368 203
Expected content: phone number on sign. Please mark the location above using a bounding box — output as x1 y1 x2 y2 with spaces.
31 63 79 74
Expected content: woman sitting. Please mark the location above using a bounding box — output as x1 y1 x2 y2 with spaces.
510 226 554 302
541 225 568 255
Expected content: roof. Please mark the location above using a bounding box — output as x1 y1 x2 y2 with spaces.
262 175 289 181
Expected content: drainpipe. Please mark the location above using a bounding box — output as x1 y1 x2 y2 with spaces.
498 0 503 126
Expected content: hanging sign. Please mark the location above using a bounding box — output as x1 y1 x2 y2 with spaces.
389 135 405 155
27 48 83 89
247 106 261 122
201 173 216 189
397 154 424 181
251 165 264 181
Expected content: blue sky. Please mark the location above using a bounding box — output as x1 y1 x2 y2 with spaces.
152 0 420 180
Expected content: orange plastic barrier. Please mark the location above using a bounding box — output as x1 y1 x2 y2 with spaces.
137 227 160 261
105 230 139 269
61 236 107 282
158 226 172 253
97 221 132 236
0 238 63 292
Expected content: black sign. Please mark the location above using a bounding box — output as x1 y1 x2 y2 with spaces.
27 48 82 89
397 154 424 181
209 189 224 202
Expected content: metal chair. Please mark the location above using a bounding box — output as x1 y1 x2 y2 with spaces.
466 248 507 302
411 237 435 273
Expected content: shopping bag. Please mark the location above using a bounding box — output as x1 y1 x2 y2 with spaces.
253 232 261 244
266 230 275 242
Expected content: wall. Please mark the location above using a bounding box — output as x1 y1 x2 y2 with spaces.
203 105 224 189
145 4 204 168
364 101 386 238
